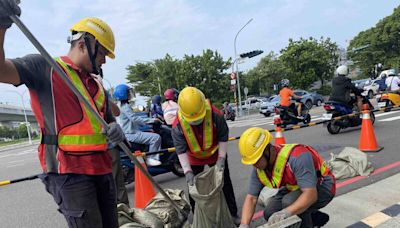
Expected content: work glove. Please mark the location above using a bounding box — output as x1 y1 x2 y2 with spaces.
238 225 249 228
104 122 125 147
0 0 21 29
267 209 292 225
216 157 226 171
185 171 194 186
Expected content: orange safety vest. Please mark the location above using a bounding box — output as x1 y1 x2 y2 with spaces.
178 100 218 159
256 144 330 191
52 57 108 153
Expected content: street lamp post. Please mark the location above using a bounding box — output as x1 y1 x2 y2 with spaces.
234 18 253 116
6 90 32 144
135 60 162 96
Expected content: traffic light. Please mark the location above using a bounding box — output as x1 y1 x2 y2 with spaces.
239 50 263 58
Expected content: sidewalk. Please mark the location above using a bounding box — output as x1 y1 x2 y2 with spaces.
322 173 400 227
0 140 39 152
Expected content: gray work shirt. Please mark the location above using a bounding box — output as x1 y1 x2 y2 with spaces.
247 148 335 197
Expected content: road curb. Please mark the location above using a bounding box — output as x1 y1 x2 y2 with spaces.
0 140 39 152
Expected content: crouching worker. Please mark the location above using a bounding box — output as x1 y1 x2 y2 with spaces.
238 127 336 228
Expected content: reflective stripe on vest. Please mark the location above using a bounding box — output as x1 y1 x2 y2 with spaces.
55 57 107 152
256 144 297 189
257 144 329 191
178 100 218 158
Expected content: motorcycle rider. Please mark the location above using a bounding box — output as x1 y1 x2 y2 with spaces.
385 72 400 92
150 95 164 118
114 84 162 166
330 65 363 111
279 79 303 118
162 88 179 126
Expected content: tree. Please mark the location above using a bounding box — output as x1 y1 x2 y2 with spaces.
242 52 287 96
126 50 232 106
348 6 400 76
280 37 338 89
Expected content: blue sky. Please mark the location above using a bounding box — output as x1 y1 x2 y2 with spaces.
1 0 399 107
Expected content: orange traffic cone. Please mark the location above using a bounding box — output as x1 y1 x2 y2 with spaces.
273 116 286 145
359 105 383 152
134 151 155 208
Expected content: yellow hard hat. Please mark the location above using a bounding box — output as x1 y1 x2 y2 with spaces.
70 17 115 59
239 127 273 165
178 87 206 123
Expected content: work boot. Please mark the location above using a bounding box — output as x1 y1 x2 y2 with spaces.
146 158 162 166
311 211 329 227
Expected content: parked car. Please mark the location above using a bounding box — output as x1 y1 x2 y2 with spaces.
241 97 262 110
361 78 380 99
310 92 324 106
353 79 369 90
293 90 315 109
259 95 280 117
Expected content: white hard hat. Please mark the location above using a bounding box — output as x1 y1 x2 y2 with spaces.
336 65 349 76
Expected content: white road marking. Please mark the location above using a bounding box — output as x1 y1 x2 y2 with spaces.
7 163 25 168
252 121 274 127
378 116 400 122
7 160 26 164
375 110 400 117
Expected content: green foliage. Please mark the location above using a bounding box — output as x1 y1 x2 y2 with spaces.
241 52 287 96
311 85 332 96
280 37 339 90
0 124 30 139
126 50 232 105
348 6 400 76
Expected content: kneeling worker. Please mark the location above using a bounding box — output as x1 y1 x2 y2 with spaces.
238 127 335 228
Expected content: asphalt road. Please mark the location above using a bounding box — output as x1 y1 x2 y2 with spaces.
1 107 400 227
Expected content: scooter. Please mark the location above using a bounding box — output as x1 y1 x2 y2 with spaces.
274 99 311 127
376 91 400 111
222 106 236 121
322 96 375 134
120 122 184 185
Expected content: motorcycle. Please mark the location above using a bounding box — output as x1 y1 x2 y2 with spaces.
120 121 184 185
222 106 236 121
322 96 375 134
274 99 311 127
376 91 400 112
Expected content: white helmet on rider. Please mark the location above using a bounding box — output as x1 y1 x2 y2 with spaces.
281 79 290 87
336 65 349 76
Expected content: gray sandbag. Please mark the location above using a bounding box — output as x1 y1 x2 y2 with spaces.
117 203 164 228
257 187 279 207
256 215 302 228
327 147 374 180
189 166 236 228
145 188 190 228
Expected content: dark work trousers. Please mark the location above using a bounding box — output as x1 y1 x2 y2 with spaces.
189 156 238 217
263 186 334 228
39 173 118 228
109 147 129 205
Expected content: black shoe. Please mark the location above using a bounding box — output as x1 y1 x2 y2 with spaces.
311 211 329 227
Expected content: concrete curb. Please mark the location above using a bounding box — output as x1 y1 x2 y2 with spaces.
0 140 39 152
